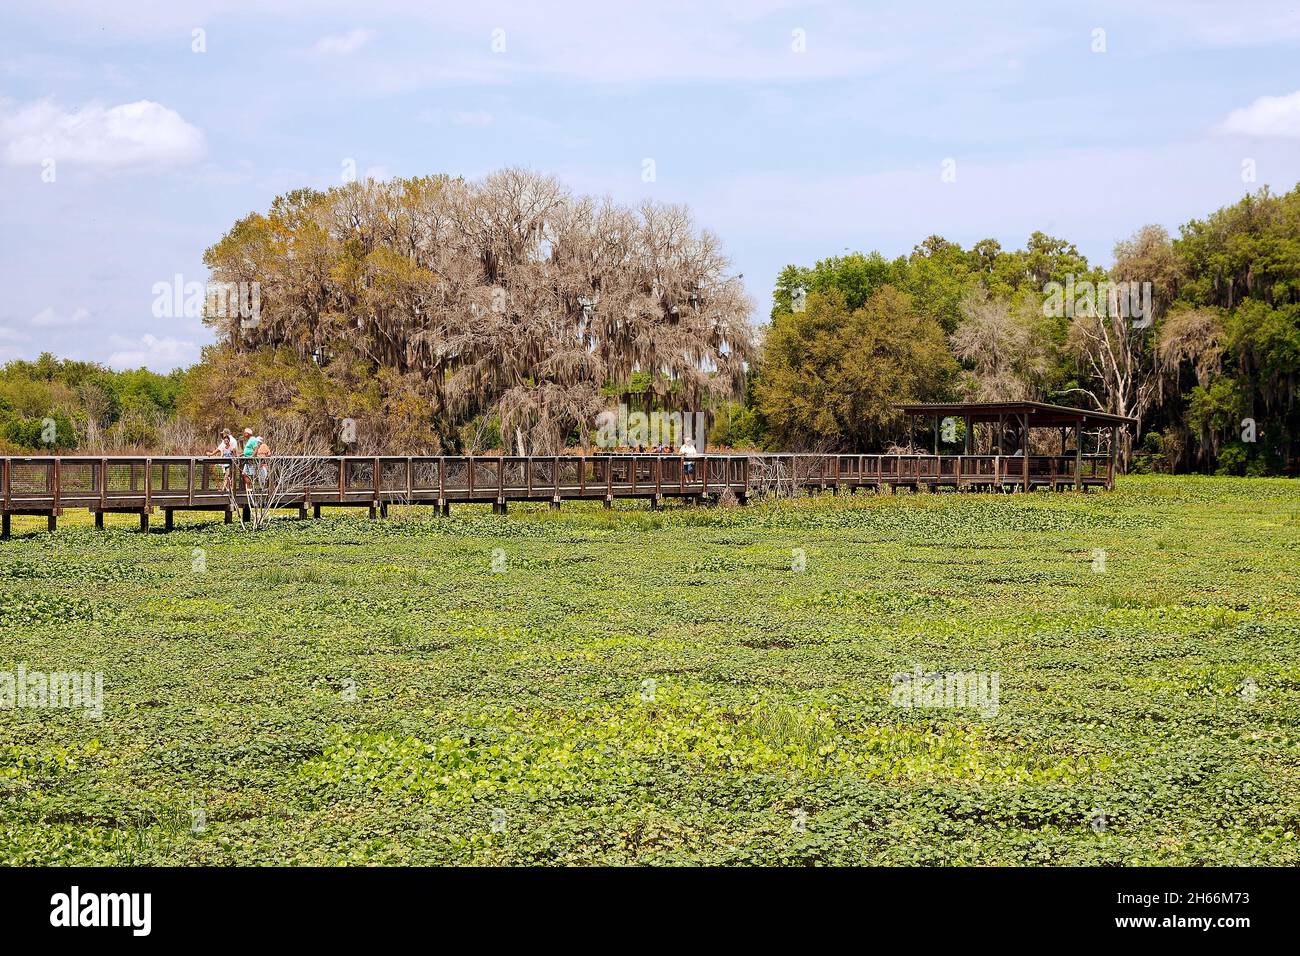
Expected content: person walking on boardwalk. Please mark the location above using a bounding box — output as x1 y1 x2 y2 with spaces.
210 428 239 491
240 427 261 490
681 436 700 480
254 432 272 487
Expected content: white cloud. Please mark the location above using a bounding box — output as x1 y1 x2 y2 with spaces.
0 325 30 342
0 98 204 167
106 333 199 370
310 29 374 56
30 306 90 328
1219 91 1300 139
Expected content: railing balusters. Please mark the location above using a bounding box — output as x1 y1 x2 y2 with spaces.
0 452 1119 534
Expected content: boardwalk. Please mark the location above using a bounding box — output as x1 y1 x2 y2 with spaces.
0 452 1115 535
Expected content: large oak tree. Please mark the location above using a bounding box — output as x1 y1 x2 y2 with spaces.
200 169 754 454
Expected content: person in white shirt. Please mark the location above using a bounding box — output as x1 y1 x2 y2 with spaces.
681 438 700 479
210 428 240 491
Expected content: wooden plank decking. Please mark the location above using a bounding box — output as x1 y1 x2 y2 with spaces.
0 453 1115 535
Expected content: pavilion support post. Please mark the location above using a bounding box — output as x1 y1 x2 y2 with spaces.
933 415 939 455
48 514 58 533
313 504 321 519
225 509 233 524
964 416 972 455
1 513 8 539
1108 425 1118 489
1074 424 1084 492
95 511 104 529
1021 413 1030 491
164 508 174 531
138 512 149 533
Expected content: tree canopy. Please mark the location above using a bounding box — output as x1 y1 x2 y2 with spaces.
758 185 1300 473
756 286 955 451
199 168 754 454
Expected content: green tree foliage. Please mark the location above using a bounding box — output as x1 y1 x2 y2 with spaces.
759 231 1093 451
1154 186 1300 472
199 169 754 455
754 187 1299 473
708 401 764 449
756 287 956 450
179 344 440 454
901 236 978 334
771 252 900 319
1186 377 1245 466
0 353 184 452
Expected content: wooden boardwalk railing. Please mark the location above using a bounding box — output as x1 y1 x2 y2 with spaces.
0 452 1114 535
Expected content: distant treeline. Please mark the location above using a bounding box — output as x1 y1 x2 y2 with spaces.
755 185 1300 474
0 355 189 453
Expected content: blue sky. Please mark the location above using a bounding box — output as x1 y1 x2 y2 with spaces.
1 0 1298 370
